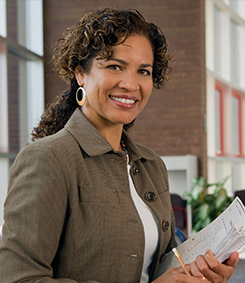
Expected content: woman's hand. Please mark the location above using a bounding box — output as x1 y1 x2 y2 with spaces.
152 266 211 282
153 250 239 283
189 250 239 283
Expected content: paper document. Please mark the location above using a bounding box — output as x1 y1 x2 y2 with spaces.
155 197 245 278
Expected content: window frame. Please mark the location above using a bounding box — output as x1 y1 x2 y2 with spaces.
231 91 242 157
215 84 224 156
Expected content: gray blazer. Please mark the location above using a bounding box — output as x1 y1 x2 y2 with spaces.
0 108 176 283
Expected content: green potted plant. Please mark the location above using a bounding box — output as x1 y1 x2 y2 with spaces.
183 176 233 235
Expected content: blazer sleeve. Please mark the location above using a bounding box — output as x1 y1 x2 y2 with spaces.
0 143 100 283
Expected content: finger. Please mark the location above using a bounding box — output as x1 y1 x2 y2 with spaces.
224 251 239 268
153 267 210 283
170 265 210 281
189 261 207 279
167 266 187 274
204 250 237 280
195 252 220 282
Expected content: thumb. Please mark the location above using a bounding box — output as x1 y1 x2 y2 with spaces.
224 252 239 268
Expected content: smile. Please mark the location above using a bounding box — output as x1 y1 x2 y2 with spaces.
110 96 136 104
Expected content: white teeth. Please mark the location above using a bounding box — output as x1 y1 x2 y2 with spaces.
111 96 135 104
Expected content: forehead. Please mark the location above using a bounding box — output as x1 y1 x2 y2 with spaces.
110 35 154 61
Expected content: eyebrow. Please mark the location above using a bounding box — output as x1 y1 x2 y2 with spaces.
106 58 153 69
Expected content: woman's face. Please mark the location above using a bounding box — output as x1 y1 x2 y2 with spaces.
75 35 154 130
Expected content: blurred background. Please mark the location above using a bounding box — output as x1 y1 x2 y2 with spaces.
0 0 245 234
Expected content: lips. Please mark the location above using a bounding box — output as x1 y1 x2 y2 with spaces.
109 95 137 104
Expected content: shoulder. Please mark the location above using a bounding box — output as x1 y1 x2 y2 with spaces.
10 128 81 194
13 128 80 176
21 128 78 157
32 127 75 147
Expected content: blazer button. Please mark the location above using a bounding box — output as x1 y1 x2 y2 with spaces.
133 165 139 175
159 253 167 263
162 221 169 231
145 192 157 202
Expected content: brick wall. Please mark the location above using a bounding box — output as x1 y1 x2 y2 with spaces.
43 0 207 176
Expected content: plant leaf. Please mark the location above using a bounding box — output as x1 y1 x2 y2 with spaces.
191 185 204 200
215 188 228 209
199 203 209 221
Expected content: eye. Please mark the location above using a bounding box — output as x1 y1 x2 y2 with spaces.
107 65 122 71
139 69 151 76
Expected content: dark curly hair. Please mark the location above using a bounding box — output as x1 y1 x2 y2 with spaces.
31 7 172 141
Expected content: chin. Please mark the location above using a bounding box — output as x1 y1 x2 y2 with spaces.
117 115 137 125
118 119 135 126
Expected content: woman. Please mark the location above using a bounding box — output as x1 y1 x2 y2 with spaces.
0 8 238 283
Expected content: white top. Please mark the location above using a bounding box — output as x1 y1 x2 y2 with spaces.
127 160 159 283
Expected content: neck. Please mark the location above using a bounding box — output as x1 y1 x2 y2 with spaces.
80 107 125 151
95 124 124 151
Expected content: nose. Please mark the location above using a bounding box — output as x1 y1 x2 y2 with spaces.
118 71 140 92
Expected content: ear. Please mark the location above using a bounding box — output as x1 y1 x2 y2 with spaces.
75 65 84 86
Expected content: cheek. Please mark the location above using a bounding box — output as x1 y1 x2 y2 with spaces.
85 82 102 102
140 90 152 110
95 77 114 96
144 83 153 100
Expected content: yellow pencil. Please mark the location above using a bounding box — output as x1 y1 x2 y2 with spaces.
172 247 191 276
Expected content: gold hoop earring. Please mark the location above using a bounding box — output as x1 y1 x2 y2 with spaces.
76 86 87 106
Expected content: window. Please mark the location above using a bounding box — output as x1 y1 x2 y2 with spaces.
231 92 242 157
215 85 224 156
0 0 6 37
229 0 238 13
214 6 222 76
230 20 239 86
206 0 245 194
0 0 44 225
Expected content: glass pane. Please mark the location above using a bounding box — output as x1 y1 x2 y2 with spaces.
230 21 239 86
17 0 43 55
214 7 221 76
7 0 43 55
0 0 6 37
0 158 9 226
230 0 238 13
25 0 43 55
26 60 44 144
0 41 8 153
237 1 245 20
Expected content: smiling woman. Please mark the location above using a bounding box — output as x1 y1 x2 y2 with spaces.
0 7 239 283
31 8 171 139
74 35 154 146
